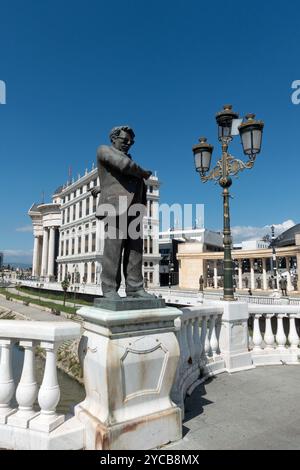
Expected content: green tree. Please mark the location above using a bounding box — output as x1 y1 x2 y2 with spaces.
61 277 70 306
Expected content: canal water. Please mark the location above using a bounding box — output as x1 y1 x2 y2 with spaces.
12 346 86 414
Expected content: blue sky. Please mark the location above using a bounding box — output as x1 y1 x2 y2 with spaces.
0 0 300 264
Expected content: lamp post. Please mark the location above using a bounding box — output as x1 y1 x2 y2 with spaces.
168 258 174 291
271 225 278 290
193 105 264 301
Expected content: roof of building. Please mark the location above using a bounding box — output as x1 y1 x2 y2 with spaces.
53 185 63 195
273 223 300 247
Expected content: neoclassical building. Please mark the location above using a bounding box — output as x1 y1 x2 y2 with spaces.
28 167 160 291
177 228 300 293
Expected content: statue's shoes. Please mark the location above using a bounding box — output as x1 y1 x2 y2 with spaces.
126 289 157 299
102 291 121 300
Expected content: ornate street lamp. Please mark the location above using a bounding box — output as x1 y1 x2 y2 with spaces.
193 105 264 301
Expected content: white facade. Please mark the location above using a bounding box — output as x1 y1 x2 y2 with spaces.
159 227 223 249
234 239 270 250
28 168 161 292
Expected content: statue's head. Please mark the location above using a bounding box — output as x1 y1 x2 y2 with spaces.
109 126 135 154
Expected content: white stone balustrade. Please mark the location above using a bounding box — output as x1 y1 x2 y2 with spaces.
248 304 300 365
0 320 83 450
171 306 225 409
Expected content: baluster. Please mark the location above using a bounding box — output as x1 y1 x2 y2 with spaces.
288 315 300 351
252 314 263 352
210 315 219 358
175 328 184 374
8 340 39 428
199 315 207 365
204 316 211 357
29 341 64 432
180 320 190 370
264 314 275 351
0 339 15 423
186 319 195 365
276 314 287 351
193 317 201 365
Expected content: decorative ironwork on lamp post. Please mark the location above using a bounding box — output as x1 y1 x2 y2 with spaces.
192 105 264 301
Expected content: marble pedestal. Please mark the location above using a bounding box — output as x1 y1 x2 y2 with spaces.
218 301 255 373
75 306 182 450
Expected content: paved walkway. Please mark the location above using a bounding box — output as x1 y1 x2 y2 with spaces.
167 366 300 450
0 296 69 321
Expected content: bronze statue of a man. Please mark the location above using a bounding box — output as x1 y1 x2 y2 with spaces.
92 126 155 300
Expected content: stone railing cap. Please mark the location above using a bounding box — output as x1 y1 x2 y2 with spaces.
0 320 81 342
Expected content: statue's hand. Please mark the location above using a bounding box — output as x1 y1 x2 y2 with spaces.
90 187 101 198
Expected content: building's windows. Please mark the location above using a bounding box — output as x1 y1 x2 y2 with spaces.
60 241 64 257
85 223 89 229
72 238 75 255
79 201 82 218
83 263 88 283
78 236 81 254
92 233 96 252
86 198 90 216
149 186 153 193
144 238 148 254
93 197 97 213
67 207 70 223
80 186 83 195
93 179 97 187
149 237 153 254
149 201 153 218
149 272 153 284
72 205 76 221
92 221 96 227
65 240 69 256
62 210 65 225
62 197 65 204
85 235 89 253
91 262 96 283
150 262 153 267
144 262 148 267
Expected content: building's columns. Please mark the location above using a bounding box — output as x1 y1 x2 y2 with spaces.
96 219 102 253
32 236 40 277
238 260 243 289
286 257 292 291
262 258 267 291
213 261 218 289
250 258 255 290
41 228 49 277
297 254 300 291
47 227 56 277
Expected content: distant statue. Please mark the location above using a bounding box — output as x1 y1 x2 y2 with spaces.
268 277 273 289
256 277 261 289
244 276 249 288
279 276 287 296
199 275 204 292
92 126 155 300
